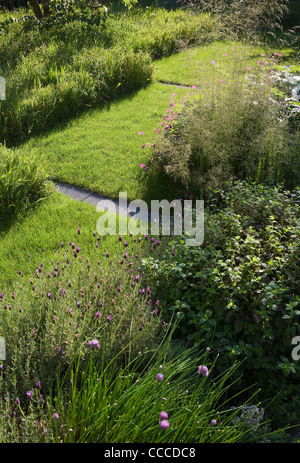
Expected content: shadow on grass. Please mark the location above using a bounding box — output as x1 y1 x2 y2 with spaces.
9 85 151 151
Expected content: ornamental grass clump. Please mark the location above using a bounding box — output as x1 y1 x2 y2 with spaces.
146 52 300 198
38 331 288 443
0 144 49 222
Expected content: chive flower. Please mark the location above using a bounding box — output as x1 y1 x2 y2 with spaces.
159 420 170 430
198 365 209 376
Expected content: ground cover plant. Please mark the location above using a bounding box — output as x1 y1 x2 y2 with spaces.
0 243 289 442
141 181 300 427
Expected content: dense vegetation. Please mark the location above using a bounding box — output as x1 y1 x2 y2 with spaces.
0 0 299 443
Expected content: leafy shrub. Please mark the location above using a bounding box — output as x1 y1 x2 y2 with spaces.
141 181 300 426
0 144 49 222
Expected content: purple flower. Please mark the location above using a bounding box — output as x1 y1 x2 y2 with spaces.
47 292 51 300
106 315 112 322
78 227 81 235
159 420 170 430
26 390 34 400
160 411 168 420
52 413 59 421
15 398 20 404
198 365 209 376
35 381 41 389
156 374 164 382
87 339 100 350
211 419 217 426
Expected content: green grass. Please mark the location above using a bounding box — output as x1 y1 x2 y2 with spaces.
0 190 115 286
17 82 189 202
17 40 296 204
153 40 296 86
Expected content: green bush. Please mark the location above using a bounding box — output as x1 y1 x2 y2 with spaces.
0 145 49 222
141 181 300 426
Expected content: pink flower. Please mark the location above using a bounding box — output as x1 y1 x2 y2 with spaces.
160 411 169 420
159 420 170 430
211 60 216 65
246 66 252 70
138 132 144 135
140 163 145 168
156 373 164 382
198 365 209 376
223 53 228 56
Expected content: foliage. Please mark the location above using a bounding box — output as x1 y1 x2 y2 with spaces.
0 227 166 401
144 53 300 198
0 321 289 442
141 180 300 426
183 0 292 44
